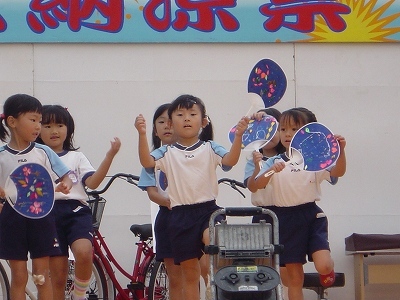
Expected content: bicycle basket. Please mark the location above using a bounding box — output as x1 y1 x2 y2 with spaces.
88 198 106 230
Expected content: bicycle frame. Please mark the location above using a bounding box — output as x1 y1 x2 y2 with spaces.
85 173 170 300
92 228 155 300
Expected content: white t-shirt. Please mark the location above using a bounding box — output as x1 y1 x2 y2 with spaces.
0 142 69 188
259 153 337 207
55 150 95 204
151 140 230 207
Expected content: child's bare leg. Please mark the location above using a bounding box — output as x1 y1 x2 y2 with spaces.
285 263 304 300
312 249 335 286
312 249 334 275
49 255 69 299
71 239 94 300
164 258 183 300
9 260 28 300
32 256 53 300
199 254 209 285
280 266 288 286
180 258 201 300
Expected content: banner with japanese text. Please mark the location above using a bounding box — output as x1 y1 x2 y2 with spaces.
0 0 399 43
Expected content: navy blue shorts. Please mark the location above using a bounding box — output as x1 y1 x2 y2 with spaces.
0 202 61 260
52 200 94 256
168 200 220 264
253 202 330 266
154 206 173 261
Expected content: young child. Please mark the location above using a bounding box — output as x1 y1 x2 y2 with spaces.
243 108 289 292
135 94 249 300
36 105 121 300
253 108 346 300
244 108 285 211
138 103 184 299
0 94 72 300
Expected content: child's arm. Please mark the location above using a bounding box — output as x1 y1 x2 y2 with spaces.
221 116 250 167
85 137 121 190
135 114 155 168
253 160 286 189
329 134 346 177
246 151 264 192
146 186 171 209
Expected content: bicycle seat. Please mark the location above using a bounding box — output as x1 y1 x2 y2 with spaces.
130 224 153 241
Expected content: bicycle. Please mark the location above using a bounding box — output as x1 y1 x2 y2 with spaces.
83 173 168 300
85 175 247 300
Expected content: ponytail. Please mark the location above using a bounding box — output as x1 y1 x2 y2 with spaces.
0 114 8 142
199 116 214 141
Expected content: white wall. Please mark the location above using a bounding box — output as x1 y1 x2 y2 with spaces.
1 43 399 299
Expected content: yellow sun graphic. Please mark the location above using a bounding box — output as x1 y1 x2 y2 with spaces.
303 0 400 42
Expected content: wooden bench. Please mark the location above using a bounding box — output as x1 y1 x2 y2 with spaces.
345 233 400 300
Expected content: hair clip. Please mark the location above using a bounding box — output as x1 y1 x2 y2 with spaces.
64 107 68 111
0 113 5 119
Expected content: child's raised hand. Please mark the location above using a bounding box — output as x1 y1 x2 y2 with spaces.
251 111 266 121
252 151 263 168
235 116 250 137
135 114 147 135
107 137 121 157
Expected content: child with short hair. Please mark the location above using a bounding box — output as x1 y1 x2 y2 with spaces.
0 94 72 300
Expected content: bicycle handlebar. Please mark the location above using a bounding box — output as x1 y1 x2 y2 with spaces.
86 173 140 197
86 173 247 198
218 178 247 198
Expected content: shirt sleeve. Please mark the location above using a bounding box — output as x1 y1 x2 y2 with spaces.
138 167 156 190
209 141 231 171
243 158 256 186
36 143 70 181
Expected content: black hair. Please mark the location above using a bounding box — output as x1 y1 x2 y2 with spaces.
36 105 79 151
152 103 171 150
0 94 42 142
280 108 309 128
257 107 285 154
168 94 214 141
293 107 317 123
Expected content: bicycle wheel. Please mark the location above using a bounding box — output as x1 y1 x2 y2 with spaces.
88 257 114 300
64 257 114 300
148 260 169 300
64 259 75 299
0 262 10 300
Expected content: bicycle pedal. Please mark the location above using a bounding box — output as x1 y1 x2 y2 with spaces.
127 282 145 290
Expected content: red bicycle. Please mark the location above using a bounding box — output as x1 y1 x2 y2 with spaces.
71 173 168 300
